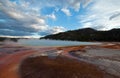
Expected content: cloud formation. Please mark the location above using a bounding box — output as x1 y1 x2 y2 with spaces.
0 0 92 37
26 0 91 11
0 0 47 33
79 0 120 30
109 12 120 20
1 0 119 37
39 26 65 36
0 0 68 37
46 13 56 20
61 8 71 16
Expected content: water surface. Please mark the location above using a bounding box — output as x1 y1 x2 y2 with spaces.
18 39 101 46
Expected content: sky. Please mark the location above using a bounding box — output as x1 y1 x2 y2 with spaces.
0 0 120 38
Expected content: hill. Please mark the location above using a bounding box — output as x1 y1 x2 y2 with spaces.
41 28 120 42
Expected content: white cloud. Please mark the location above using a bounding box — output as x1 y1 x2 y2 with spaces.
82 22 92 28
30 24 48 31
68 0 81 12
61 8 71 16
78 0 120 30
25 0 92 12
82 0 93 8
55 7 59 12
39 26 66 36
50 26 66 34
46 13 56 20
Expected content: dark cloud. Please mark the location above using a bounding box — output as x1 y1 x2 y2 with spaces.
38 31 50 36
109 12 120 20
93 25 105 30
0 13 41 33
0 29 32 36
0 0 48 36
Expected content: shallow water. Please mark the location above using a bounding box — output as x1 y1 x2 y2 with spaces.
18 39 101 46
85 48 120 56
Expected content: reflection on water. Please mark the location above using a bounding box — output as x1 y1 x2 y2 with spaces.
18 39 101 46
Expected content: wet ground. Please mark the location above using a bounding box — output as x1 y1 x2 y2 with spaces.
69 47 120 77
0 42 120 78
0 43 56 78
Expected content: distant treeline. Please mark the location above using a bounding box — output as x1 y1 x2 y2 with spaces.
0 37 19 42
41 28 120 42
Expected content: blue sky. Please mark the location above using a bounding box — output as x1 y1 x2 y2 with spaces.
0 0 120 38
